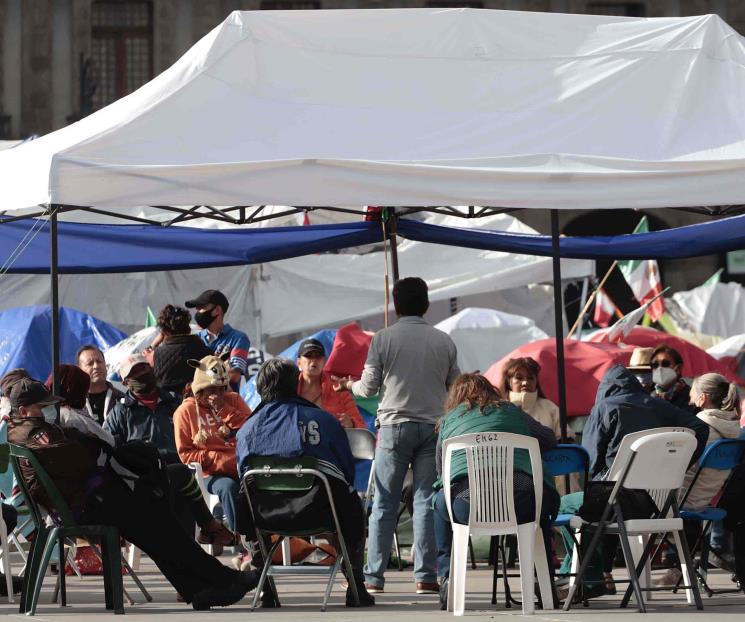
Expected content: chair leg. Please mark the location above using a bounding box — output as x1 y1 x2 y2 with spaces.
516 523 536 615
322 555 343 612
120 550 153 602
534 528 554 610
451 526 469 617
468 536 476 570
58 535 67 607
628 535 651 599
102 531 125 614
673 529 703 610
490 536 498 605
616 522 646 613
28 526 59 616
568 530 581 588
0 515 14 604
564 523 608 611
20 526 48 614
393 530 403 571
251 536 282 611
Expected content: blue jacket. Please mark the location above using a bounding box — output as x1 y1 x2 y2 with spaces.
582 365 709 479
236 397 355 487
104 390 181 464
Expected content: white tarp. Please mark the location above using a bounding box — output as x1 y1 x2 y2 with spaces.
667 281 745 338
1 9 744 212
0 213 592 340
435 308 548 374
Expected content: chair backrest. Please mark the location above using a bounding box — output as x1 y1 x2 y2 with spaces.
442 432 542 530
244 455 319 492
607 427 696 482
8 443 76 526
620 432 697 492
543 444 589 477
698 438 745 471
345 428 375 461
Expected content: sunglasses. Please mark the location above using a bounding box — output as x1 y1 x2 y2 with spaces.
650 360 673 369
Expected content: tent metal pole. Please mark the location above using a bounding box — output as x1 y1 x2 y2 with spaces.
550 209 569 441
388 212 400 282
50 205 61 396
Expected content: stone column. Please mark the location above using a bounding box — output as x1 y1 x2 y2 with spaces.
21 0 53 136
70 0 92 121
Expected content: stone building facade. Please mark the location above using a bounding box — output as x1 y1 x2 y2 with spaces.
0 0 740 299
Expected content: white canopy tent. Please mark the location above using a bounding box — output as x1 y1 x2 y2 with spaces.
0 9 744 213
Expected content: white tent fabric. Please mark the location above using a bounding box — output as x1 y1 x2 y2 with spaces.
0 213 592 339
435 307 548 374
667 281 745 338
1 9 744 211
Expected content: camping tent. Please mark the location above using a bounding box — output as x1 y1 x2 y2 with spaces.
1 10 745 212
435 308 548 374
0 305 125 381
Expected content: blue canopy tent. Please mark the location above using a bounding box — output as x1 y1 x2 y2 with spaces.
0 305 126 381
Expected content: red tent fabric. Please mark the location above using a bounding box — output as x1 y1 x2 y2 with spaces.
325 322 373 378
589 326 742 384
484 339 632 417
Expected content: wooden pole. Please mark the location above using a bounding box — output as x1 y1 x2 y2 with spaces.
567 260 619 339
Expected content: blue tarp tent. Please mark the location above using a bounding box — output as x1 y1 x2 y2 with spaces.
0 305 126 381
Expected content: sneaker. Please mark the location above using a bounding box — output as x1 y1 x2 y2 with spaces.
653 567 682 588
232 552 252 572
439 579 448 610
364 582 384 594
346 582 376 607
198 522 239 547
416 581 439 594
191 581 250 610
709 548 736 573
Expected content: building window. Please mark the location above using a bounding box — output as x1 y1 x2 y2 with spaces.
586 2 646 16
260 0 321 9
425 1 484 7
91 1 153 110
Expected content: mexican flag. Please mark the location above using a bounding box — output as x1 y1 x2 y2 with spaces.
618 217 665 322
593 288 619 328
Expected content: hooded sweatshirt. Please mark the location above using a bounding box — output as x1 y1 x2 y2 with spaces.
680 408 742 511
582 365 709 480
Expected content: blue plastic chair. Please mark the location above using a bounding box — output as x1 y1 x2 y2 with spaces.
679 438 745 597
544 445 590 528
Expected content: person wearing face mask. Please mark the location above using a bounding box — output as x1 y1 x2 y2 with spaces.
500 357 562 440
650 345 696 414
173 355 252 536
185 290 250 393
77 345 125 424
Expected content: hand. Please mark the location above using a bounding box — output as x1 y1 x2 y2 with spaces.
330 375 353 392
228 368 242 387
339 413 353 429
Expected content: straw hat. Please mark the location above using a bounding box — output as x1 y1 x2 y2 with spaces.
626 347 654 371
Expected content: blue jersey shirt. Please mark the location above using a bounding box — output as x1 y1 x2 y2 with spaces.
199 323 250 377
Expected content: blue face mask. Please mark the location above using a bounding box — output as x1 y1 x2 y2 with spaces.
41 404 58 425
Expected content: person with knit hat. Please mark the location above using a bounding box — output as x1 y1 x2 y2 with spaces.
173 355 252 533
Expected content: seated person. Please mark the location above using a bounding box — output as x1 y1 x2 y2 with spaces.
174 355 251 533
296 338 366 429
5 374 259 610
236 358 375 607
501 356 563 440
153 304 211 395
432 373 559 610
558 364 709 596
77 345 124 424
650 345 697 414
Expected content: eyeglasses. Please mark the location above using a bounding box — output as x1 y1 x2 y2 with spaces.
651 360 673 369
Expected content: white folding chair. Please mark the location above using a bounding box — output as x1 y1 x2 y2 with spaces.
564 431 703 612
188 462 222 555
344 428 375 514
443 432 554 616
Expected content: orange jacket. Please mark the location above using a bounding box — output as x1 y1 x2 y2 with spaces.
298 372 366 429
174 392 251 477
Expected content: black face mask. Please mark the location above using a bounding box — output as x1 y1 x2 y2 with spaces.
194 309 216 329
128 371 158 395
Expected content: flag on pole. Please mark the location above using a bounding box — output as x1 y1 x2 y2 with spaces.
145 306 157 328
618 216 665 322
593 288 618 328
606 288 669 342
704 268 723 286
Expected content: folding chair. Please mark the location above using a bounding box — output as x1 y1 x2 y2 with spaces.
563 431 703 613
678 438 745 597
443 432 554 615
345 428 375 514
242 455 360 611
8 443 125 615
188 462 222 555
0 444 15 603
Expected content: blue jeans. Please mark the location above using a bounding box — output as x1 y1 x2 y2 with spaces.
364 422 437 587
205 475 240 531
433 491 470 578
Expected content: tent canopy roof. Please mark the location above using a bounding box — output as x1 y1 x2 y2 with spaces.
1 9 744 212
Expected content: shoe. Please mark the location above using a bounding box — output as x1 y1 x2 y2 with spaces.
653 567 682 588
0 575 22 596
709 548 736 573
198 522 239 547
603 572 617 595
439 579 448 610
191 582 250 610
416 581 439 594
237 569 261 591
211 542 224 557
555 584 569 603
346 582 375 607
364 582 383 594
232 552 252 571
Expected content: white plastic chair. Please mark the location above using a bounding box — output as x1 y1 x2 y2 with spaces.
0 504 14 603
345 428 375 514
564 431 703 612
188 462 222 555
443 432 553 616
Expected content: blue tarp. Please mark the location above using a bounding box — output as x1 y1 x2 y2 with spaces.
1 213 745 274
0 305 126 381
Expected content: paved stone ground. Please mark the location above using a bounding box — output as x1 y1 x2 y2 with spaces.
1 552 744 621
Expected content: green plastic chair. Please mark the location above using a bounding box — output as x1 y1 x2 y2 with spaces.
8 443 124 615
242 455 360 611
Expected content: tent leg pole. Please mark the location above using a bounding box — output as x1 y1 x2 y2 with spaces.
550 209 569 441
50 205 61 396
388 213 400 282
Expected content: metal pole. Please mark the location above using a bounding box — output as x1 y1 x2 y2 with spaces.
388 212 400 282
550 210 569 441
50 206 61 396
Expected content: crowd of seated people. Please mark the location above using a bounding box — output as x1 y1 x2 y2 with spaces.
1 280 744 612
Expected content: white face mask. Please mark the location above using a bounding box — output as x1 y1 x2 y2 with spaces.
41 404 58 425
510 391 538 413
652 366 678 389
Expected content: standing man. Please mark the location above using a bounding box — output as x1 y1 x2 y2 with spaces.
185 290 250 392
77 345 124 424
334 277 460 594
